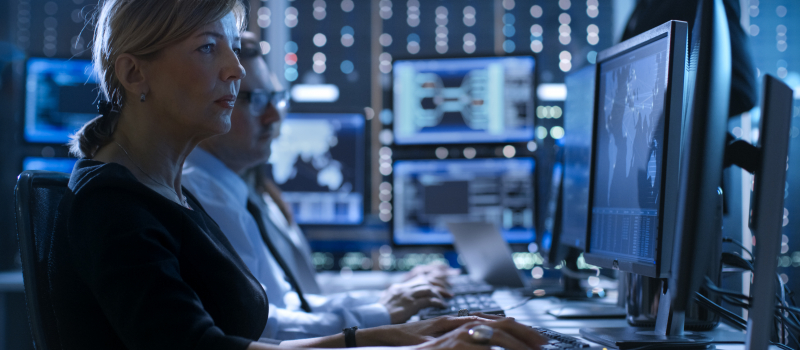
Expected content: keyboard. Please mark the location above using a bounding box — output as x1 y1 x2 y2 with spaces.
447 275 496 295
534 327 602 349
419 292 504 319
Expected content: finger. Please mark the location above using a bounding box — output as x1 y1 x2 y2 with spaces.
489 318 549 348
470 312 506 320
411 286 445 300
414 296 448 310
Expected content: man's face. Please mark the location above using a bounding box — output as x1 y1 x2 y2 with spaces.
202 55 282 172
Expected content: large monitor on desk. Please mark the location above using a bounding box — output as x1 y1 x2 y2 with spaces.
392 157 536 245
583 20 688 279
268 113 365 225
560 65 596 252
25 58 99 144
392 56 535 145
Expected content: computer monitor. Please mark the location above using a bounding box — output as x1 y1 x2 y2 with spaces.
560 65 596 252
745 75 793 348
583 20 688 279
25 58 99 144
392 157 535 245
268 113 365 225
392 56 535 145
582 1 729 346
22 157 77 173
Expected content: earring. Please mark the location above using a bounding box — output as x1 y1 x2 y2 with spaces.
140 93 146 102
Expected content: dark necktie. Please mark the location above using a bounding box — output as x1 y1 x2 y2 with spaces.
246 200 313 313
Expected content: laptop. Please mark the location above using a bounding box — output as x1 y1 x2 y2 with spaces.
447 222 529 288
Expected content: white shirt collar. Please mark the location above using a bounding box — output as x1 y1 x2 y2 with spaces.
184 148 249 208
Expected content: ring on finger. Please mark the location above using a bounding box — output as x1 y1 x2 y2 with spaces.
457 308 470 317
468 324 493 344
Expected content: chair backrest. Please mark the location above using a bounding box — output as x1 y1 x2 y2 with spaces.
15 170 71 350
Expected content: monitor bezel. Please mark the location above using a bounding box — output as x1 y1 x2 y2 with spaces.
389 54 537 146
390 156 537 247
583 20 688 278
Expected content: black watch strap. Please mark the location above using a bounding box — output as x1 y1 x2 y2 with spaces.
343 326 358 347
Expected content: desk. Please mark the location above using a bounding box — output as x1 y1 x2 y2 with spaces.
492 289 760 349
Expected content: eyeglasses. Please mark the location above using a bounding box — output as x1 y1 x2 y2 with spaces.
237 89 289 118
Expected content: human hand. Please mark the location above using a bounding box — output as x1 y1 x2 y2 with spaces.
413 317 548 350
353 314 506 347
380 281 453 324
404 263 461 286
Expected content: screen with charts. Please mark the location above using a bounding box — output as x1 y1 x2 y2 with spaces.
23 157 78 173
589 37 670 265
268 113 364 225
560 65 596 250
392 56 535 145
25 58 99 143
392 158 535 245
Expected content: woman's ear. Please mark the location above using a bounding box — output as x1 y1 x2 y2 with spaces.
115 53 149 98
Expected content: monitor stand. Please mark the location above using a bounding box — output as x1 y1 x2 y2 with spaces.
547 249 626 319
580 280 712 349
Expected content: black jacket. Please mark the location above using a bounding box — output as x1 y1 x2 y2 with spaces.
49 159 268 350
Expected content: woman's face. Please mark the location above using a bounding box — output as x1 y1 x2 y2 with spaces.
142 12 244 138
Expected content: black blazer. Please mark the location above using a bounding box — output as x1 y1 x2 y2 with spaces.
49 159 268 350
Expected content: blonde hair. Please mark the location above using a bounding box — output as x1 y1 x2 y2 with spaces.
69 0 246 158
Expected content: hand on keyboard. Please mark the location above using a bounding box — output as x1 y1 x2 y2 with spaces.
413 317 549 350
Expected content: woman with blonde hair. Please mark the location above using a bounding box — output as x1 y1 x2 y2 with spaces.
49 0 546 349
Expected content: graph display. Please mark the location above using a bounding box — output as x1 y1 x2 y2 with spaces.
393 56 535 144
25 58 99 143
269 113 365 225
393 158 535 245
589 37 670 264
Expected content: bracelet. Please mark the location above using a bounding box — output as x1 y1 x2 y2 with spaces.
343 326 358 347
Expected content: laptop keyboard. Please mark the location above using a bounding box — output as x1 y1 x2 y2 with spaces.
419 292 504 319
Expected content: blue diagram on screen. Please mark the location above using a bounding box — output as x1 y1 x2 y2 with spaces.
393 56 535 145
23 157 78 173
393 158 535 245
25 58 99 143
560 65 596 250
268 113 364 225
590 37 669 264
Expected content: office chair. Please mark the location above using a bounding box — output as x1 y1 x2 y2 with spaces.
15 170 71 350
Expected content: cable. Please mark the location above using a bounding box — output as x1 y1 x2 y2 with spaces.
694 292 747 330
722 237 754 260
771 342 794 350
704 276 751 301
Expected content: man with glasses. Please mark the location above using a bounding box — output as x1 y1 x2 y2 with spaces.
182 32 453 341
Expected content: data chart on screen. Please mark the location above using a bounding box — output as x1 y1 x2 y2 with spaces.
589 37 670 264
25 58 99 144
393 158 535 245
393 56 535 145
268 113 365 225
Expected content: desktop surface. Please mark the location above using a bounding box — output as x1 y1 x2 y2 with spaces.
392 56 535 145
392 157 535 245
268 113 365 225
